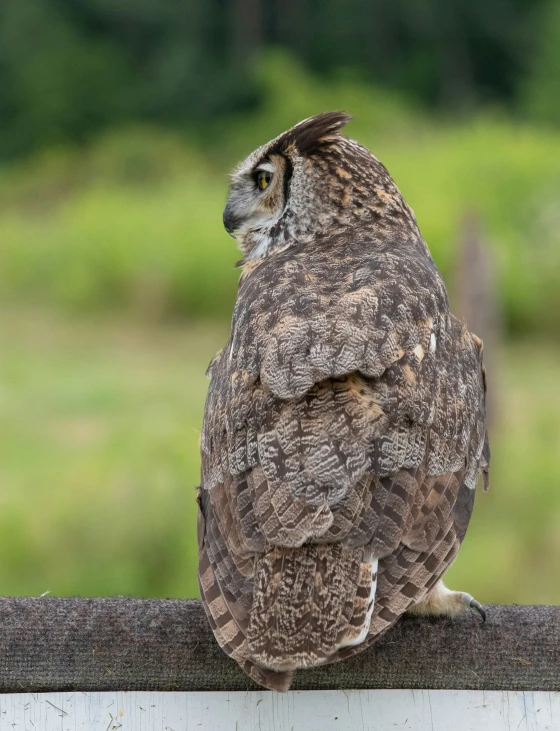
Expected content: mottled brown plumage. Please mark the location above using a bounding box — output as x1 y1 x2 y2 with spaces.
198 112 490 691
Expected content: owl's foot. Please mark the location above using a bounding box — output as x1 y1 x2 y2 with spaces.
407 579 486 622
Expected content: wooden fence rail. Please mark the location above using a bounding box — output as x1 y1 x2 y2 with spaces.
0 598 558 730
0 598 557 693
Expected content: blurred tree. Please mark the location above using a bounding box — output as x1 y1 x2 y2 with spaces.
522 0 560 127
0 0 137 157
272 0 309 61
0 0 555 159
454 211 502 426
231 0 263 70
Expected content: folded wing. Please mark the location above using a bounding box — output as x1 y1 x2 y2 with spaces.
198 236 488 690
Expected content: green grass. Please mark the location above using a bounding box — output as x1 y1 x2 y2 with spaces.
0 309 227 598
0 310 558 604
447 342 560 605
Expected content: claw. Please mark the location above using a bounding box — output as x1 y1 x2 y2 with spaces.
468 597 486 623
407 582 487 622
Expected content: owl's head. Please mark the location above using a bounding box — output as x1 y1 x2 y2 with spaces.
223 111 418 260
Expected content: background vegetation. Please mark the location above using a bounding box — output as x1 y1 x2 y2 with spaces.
0 1 559 604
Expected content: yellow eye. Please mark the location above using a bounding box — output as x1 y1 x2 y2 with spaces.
257 170 272 190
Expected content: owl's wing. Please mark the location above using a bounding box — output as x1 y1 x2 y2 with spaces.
202 238 486 502
199 238 488 689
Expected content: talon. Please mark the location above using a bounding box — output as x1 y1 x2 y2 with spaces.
469 597 486 623
407 582 487 622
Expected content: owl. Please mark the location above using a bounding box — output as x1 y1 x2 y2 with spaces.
197 112 490 692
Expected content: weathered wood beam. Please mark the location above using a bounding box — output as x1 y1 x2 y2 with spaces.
0 598 557 693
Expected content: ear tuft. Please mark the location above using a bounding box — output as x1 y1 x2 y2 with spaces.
274 111 352 156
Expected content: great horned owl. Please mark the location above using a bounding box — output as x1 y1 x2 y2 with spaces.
198 112 490 692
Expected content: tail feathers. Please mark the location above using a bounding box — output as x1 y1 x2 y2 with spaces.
199 541 294 691
247 662 294 693
337 559 378 648
246 544 375 672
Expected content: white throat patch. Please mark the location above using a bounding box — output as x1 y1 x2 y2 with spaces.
246 232 272 260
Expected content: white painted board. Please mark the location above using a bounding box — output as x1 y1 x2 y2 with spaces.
0 689 558 730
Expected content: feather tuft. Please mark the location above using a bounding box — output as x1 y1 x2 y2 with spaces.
272 111 352 156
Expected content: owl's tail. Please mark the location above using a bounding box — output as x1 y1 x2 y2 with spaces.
246 543 377 673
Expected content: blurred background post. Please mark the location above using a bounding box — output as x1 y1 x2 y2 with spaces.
0 0 559 603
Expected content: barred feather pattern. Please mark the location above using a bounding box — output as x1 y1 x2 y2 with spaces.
197 233 488 691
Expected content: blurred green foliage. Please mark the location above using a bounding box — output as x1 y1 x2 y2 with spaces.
0 0 559 159
1 311 559 604
521 0 560 127
0 311 227 598
1 2 559 605
1 55 559 337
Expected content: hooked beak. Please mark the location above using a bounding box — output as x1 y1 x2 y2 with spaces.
223 203 241 238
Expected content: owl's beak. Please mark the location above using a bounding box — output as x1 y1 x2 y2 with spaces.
223 203 240 238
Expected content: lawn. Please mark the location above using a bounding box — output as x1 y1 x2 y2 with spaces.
0 309 227 599
1 310 558 605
